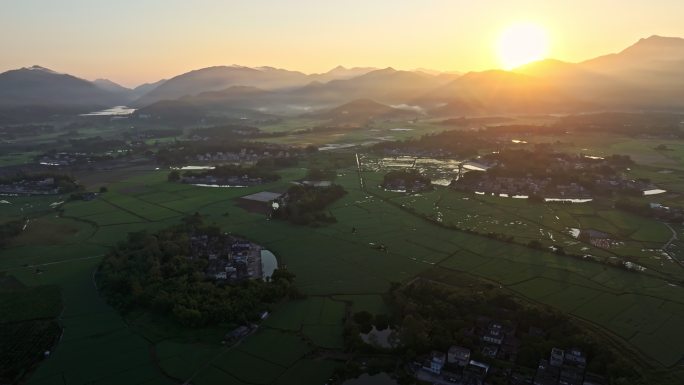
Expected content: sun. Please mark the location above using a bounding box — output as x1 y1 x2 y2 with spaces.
497 23 549 70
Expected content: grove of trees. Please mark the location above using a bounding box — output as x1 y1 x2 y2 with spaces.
97 216 299 327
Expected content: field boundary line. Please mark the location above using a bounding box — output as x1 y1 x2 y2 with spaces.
100 197 152 222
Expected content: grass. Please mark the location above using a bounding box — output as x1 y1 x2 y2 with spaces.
274 359 338 385
10 217 95 247
0 285 62 323
212 350 287 384
385 182 682 275
0 151 41 167
1 158 683 382
236 329 310 367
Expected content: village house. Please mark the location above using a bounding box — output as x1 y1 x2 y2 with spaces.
448 346 471 367
534 347 588 385
423 351 446 374
190 233 263 282
0 177 61 196
482 322 505 345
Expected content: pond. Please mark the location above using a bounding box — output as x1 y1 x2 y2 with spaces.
462 162 489 171
261 250 278 280
80 106 136 116
360 326 399 349
319 143 357 151
191 184 247 188
545 198 593 203
173 166 216 170
431 179 452 186
643 189 667 196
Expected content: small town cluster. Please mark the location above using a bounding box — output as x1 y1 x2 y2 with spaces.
411 318 598 385
187 149 293 164
189 233 263 281
453 175 592 199
0 177 60 196
180 173 267 187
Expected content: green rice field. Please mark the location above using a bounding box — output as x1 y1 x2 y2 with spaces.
1 154 684 384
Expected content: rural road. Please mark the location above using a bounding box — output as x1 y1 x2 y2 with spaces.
662 222 683 268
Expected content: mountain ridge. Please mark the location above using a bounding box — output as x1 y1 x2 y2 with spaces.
4 35 684 113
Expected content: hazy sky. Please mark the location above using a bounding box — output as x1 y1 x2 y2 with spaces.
1 0 683 87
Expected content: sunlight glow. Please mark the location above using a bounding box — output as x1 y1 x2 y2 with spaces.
497 23 549 70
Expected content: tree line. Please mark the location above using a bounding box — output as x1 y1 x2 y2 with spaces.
273 184 347 226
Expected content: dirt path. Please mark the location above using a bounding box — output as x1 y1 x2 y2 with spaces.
0 254 103 272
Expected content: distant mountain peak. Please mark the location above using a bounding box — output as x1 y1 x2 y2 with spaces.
621 35 684 54
320 66 378 80
93 78 131 92
24 65 57 73
94 78 119 85
640 35 684 43
0 65 131 108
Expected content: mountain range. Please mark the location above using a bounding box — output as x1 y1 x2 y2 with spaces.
1 35 684 117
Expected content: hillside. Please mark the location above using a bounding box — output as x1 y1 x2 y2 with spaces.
514 35 684 110
0 66 128 108
135 66 312 106
288 68 452 107
419 70 592 115
6 36 684 115
308 99 420 123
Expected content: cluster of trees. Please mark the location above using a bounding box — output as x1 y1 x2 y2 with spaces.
437 113 684 143
384 280 641 383
616 198 684 222
373 130 490 158
556 112 684 137
0 220 22 247
68 136 127 153
440 117 514 127
382 170 432 192
122 128 182 140
0 173 81 193
351 311 392 334
183 164 281 182
273 184 347 226
190 124 277 140
483 149 632 179
458 148 635 196
38 149 116 165
69 188 107 201
305 168 337 181
155 140 294 165
97 216 300 327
